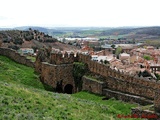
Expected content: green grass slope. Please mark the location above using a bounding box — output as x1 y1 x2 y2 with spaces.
0 55 44 89
72 91 136 115
0 55 140 120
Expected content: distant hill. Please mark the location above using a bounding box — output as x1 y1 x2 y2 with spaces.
0 28 12 30
134 26 160 36
14 26 49 33
74 26 160 40
45 26 160 40
1 26 160 40
101 26 160 36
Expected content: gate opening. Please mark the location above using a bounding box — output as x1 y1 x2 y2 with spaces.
64 84 73 94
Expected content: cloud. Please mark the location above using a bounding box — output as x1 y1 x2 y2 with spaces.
0 16 10 20
0 0 160 27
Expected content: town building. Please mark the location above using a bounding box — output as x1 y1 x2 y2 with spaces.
19 48 34 55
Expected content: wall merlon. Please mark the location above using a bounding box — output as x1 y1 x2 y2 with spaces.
50 52 78 64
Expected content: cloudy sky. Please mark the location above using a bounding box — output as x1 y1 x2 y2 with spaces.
0 0 160 28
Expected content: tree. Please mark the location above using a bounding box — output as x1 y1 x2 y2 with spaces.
31 46 38 53
68 42 72 45
111 44 115 49
104 60 109 64
115 46 122 58
73 62 87 92
143 55 152 60
141 70 151 77
29 28 32 31
13 37 23 45
100 59 103 64
155 73 160 81
25 35 34 41
8 45 19 50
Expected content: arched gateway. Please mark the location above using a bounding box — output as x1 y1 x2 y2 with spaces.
64 84 73 94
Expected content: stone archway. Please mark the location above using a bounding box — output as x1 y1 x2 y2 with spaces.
64 84 73 94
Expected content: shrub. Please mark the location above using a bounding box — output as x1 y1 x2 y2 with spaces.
73 62 87 91
13 37 23 45
143 55 152 60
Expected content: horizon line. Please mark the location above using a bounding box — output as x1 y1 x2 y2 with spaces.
1 25 160 29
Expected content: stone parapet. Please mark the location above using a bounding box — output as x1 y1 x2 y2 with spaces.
103 89 153 105
82 76 106 95
0 47 34 68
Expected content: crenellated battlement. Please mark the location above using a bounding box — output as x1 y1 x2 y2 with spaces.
50 51 78 64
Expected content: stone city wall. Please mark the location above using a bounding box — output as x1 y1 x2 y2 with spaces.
36 52 160 112
40 62 75 92
0 47 34 68
78 54 160 111
2 47 160 112
154 90 160 113
78 54 160 100
103 88 153 105
50 52 78 65
82 76 106 95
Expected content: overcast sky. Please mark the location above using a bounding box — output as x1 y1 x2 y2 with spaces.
0 0 160 28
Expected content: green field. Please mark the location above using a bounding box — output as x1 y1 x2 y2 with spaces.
26 56 36 62
0 55 140 120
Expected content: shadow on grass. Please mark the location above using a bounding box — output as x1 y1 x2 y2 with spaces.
43 83 55 92
34 71 55 92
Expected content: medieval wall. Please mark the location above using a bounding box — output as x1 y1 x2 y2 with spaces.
50 52 77 65
0 47 34 68
78 54 160 100
154 90 160 113
78 55 160 99
106 76 156 100
40 62 75 92
103 88 153 105
37 53 160 101
35 52 160 112
82 76 106 95
78 53 160 111
2 47 160 111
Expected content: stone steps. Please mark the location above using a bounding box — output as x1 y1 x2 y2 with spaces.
102 88 153 105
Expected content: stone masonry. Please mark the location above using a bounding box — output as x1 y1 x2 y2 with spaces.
0 47 34 68
36 52 160 112
1 47 160 112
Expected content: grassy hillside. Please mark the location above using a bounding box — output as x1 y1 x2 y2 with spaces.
72 91 137 115
0 55 140 120
0 55 44 89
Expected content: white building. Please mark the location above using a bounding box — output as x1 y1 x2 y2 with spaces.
19 48 34 54
91 55 98 61
97 56 107 62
